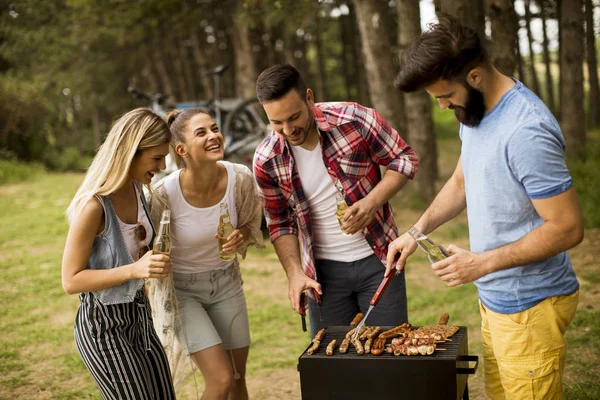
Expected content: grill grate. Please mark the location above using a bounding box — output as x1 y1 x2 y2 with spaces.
300 325 466 360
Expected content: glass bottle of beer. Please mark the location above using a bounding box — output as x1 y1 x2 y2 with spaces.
335 191 351 236
408 227 449 264
153 210 171 255
218 203 236 262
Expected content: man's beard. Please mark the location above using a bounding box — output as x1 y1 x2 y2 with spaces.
450 84 486 127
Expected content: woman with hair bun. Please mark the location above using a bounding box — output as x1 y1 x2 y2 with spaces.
148 108 263 400
62 108 176 399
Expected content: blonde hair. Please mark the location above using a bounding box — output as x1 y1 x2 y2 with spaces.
66 108 171 223
166 108 211 168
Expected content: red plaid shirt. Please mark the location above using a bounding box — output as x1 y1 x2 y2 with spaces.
253 102 418 282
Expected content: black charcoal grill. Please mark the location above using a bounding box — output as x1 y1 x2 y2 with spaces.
297 326 478 400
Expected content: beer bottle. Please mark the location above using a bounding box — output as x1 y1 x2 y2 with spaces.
408 227 449 264
218 203 236 262
335 192 351 236
153 210 171 255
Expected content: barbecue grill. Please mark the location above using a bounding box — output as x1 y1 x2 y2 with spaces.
297 326 478 400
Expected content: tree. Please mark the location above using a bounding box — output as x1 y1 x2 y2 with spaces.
488 0 518 76
539 0 557 113
560 0 586 159
354 0 406 138
232 0 258 99
524 0 542 96
348 1 370 106
397 0 438 202
585 0 600 128
435 0 487 48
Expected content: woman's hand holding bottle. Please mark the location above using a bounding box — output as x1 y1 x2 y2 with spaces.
130 250 172 279
215 229 244 255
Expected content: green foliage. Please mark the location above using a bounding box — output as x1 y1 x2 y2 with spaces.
431 98 460 139
568 129 600 228
43 147 92 172
0 159 45 185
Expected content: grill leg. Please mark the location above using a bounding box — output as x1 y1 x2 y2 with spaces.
462 382 469 400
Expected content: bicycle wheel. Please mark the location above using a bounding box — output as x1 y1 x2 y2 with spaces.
222 97 270 167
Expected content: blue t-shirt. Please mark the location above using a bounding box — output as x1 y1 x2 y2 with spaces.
460 79 579 314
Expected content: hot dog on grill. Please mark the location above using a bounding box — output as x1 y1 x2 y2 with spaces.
326 339 337 356
350 312 364 326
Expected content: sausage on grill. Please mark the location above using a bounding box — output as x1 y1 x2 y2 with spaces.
326 339 337 356
339 338 351 354
351 339 364 355
350 312 364 326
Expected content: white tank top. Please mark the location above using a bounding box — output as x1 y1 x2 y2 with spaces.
163 162 237 273
291 141 373 262
116 185 152 262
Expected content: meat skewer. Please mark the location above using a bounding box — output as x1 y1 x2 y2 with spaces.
379 323 412 339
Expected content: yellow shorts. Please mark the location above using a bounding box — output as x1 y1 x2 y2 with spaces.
480 290 579 400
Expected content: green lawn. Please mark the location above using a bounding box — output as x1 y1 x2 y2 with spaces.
1 138 599 399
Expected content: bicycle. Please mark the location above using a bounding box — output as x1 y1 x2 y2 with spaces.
128 64 270 177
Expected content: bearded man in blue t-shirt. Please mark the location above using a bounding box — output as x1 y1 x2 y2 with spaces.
387 15 583 400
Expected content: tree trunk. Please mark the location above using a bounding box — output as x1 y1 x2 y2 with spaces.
224 27 237 99
515 1 528 86
560 0 585 159
354 0 406 139
151 37 175 104
349 1 370 106
540 0 556 113
524 0 541 96
283 28 296 66
436 0 487 48
190 30 213 100
487 0 518 76
296 34 312 87
585 0 600 128
179 39 196 101
339 13 354 100
397 0 438 201
557 0 563 118
170 38 190 102
262 24 276 67
313 16 328 102
231 9 257 99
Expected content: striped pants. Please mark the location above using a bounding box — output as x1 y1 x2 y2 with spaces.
74 290 176 399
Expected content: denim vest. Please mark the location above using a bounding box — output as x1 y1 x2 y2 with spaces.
87 182 156 305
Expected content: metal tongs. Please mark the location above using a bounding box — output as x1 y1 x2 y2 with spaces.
300 288 323 332
351 270 398 341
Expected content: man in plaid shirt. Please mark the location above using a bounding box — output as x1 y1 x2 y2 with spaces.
253 64 418 337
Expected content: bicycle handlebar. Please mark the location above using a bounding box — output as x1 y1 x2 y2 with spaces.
127 85 166 105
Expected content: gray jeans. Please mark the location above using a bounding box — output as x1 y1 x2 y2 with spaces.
307 253 408 338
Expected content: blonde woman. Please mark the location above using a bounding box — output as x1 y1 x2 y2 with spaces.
62 108 176 399
148 108 264 400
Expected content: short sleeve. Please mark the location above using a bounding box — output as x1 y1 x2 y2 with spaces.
507 120 573 199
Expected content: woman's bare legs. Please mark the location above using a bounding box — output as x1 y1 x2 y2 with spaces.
191 345 233 400
228 346 249 400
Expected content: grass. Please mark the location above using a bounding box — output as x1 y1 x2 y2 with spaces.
0 159 45 186
1 135 599 399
